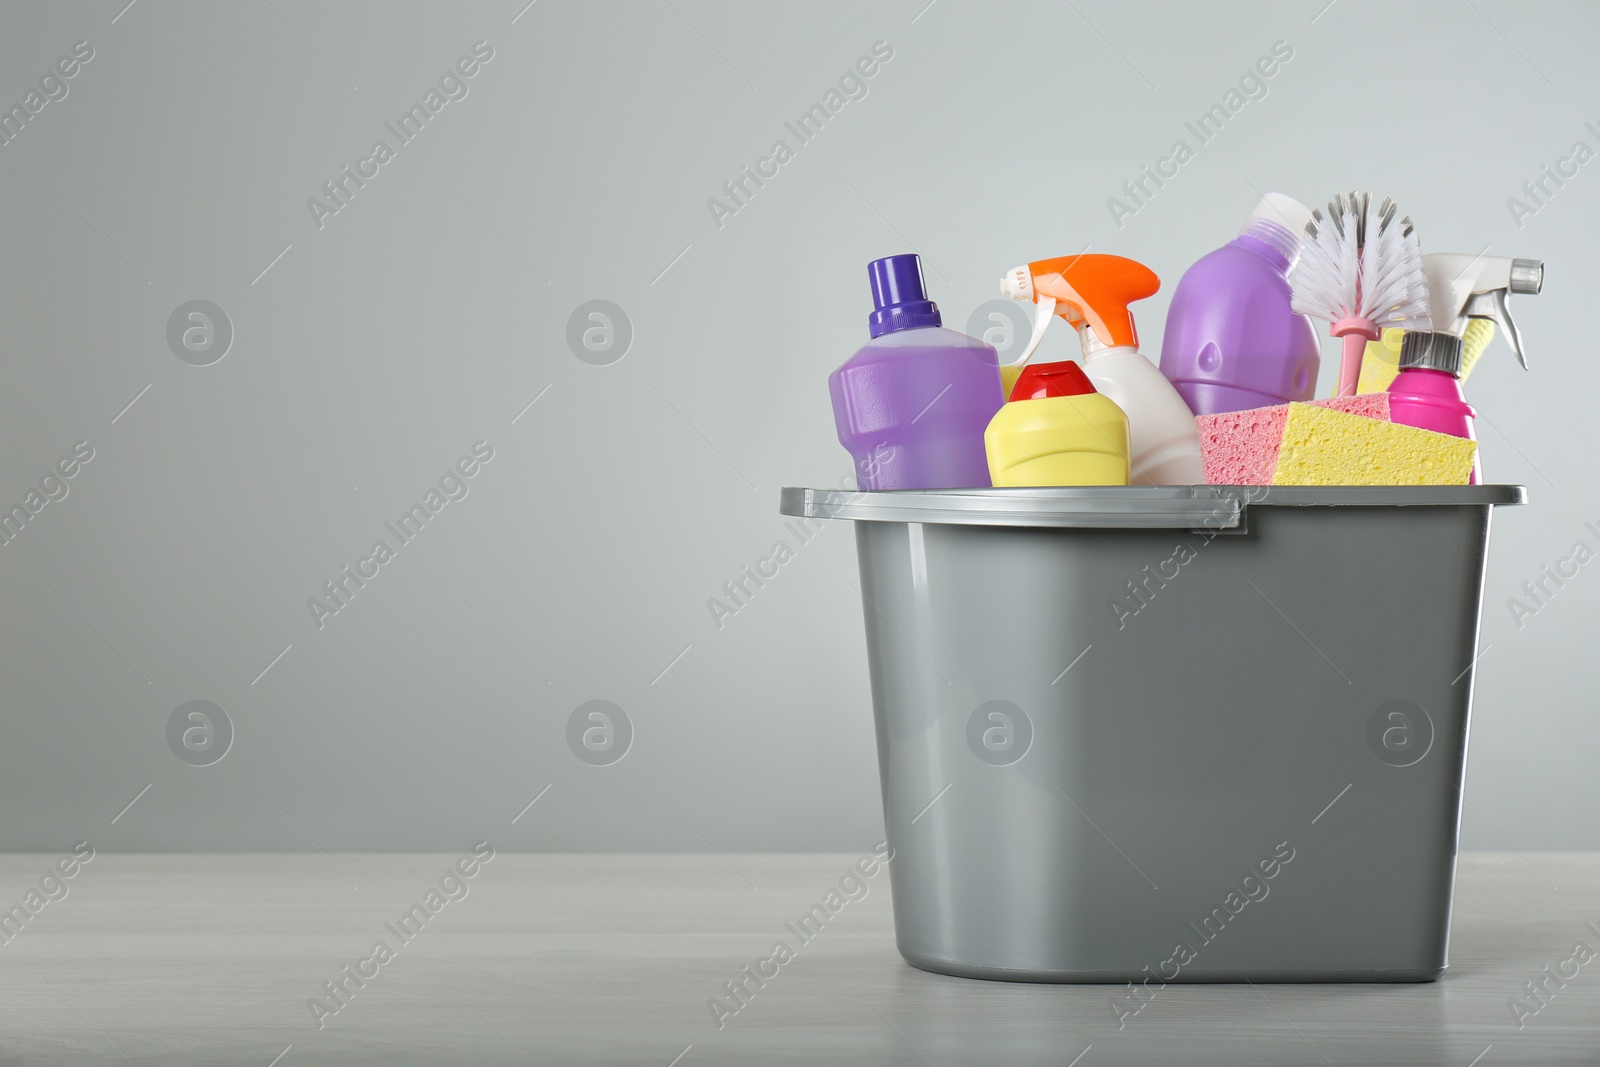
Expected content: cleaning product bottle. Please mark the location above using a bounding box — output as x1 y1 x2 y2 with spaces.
1000 253 1203 484
829 254 1006 490
984 359 1130 486
1158 193 1323 415
1386 254 1542 484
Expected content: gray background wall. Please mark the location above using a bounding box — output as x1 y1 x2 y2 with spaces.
1 0 1594 852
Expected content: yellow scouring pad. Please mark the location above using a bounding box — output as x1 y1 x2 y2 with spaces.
1270 403 1476 485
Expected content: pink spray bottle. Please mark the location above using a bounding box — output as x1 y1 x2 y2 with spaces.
1388 254 1543 483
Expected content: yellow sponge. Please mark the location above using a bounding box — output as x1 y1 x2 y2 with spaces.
1270 403 1476 485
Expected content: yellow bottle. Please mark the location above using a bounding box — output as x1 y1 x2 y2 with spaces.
1356 328 1406 394
984 359 1131 486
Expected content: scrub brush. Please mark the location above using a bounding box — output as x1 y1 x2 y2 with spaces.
1291 192 1432 397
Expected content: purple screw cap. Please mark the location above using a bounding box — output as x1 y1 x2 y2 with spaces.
867 253 942 338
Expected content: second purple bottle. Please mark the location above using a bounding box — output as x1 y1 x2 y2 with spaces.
1159 193 1323 415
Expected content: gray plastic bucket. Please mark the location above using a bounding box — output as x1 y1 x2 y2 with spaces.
779 484 1525 983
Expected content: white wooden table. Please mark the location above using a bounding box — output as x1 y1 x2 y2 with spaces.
1 852 1595 1065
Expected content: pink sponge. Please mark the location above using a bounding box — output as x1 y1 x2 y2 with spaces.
1198 394 1391 485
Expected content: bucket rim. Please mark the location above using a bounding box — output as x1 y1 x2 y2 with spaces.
778 484 1526 529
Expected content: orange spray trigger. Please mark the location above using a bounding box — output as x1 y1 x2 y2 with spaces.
1026 254 1158 351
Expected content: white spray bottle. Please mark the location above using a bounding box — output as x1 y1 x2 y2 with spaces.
1000 253 1204 485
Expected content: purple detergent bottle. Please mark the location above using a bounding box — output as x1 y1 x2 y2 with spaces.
828 254 1004 489
1159 194 1323 415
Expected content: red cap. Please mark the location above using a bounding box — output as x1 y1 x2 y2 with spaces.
1010 360 1097 401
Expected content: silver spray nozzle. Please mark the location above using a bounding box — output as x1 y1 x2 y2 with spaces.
1509 258 1543 295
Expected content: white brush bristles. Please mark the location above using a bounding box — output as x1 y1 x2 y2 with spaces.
1291 191 1432 331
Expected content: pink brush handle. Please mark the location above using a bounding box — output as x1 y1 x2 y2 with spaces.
1331 318 1380 398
